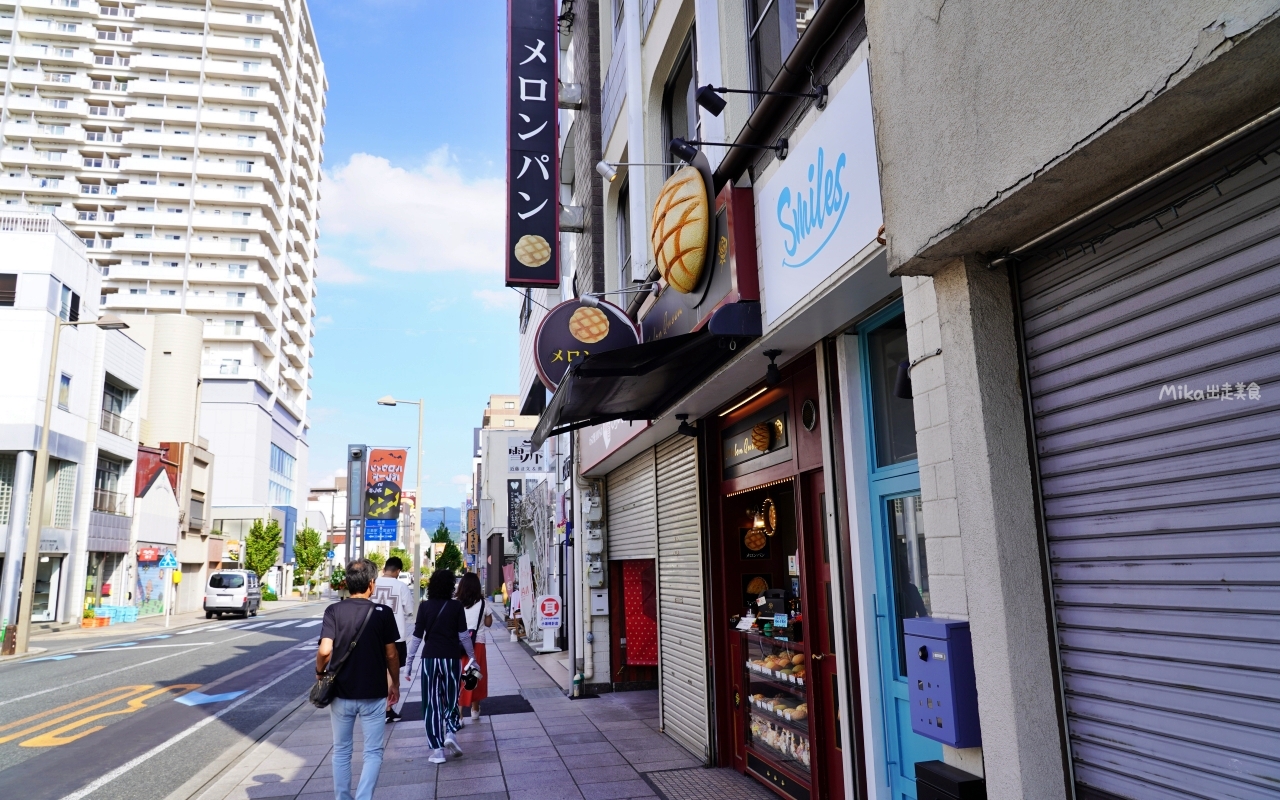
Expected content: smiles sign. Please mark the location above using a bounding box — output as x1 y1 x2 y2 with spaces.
756 58 882 327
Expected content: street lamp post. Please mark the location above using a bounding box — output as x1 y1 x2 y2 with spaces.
12 312 129 655
377 396 423 601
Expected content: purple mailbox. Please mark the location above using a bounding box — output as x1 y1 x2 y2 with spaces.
904 617 982 748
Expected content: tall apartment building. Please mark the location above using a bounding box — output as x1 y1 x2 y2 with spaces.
0 0 327 550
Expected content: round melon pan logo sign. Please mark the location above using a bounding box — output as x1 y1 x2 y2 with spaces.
533 299 639 390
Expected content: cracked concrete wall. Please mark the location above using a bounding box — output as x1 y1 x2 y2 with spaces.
865 0 1280 274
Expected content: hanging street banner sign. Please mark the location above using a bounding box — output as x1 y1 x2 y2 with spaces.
506 0 559 288
365 448 408 520
533 299 639 389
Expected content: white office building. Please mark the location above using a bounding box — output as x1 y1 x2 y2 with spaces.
0 210 145 627
0 0 327 550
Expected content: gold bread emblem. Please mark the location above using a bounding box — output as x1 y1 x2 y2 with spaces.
514 234 551 268
650 166 709 293
747 576 769 596
569 306 610 344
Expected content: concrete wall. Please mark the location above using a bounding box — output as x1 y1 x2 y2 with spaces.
866 1 1280 274
901 261 1068 798
123 314 204 446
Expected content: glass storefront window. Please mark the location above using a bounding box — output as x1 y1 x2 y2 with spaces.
888 493 930 675
866 313 917 468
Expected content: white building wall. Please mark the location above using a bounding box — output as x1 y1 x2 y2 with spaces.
0 0 325 536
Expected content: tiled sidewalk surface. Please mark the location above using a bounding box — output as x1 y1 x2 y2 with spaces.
189 615 773 800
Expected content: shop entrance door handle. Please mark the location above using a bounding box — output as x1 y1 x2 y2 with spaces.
812 653 825 661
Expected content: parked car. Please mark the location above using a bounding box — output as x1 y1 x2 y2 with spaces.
204 570 261 618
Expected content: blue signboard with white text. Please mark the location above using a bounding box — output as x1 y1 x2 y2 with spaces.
364 518 398 542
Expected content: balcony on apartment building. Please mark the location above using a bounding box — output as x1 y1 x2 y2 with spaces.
92 487 129 515
100 407 133 438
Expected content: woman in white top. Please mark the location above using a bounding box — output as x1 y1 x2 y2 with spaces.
455 572 493 721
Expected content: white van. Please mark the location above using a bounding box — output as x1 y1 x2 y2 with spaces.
204 570 261 618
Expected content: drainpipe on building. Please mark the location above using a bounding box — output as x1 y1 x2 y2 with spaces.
623 0 649 285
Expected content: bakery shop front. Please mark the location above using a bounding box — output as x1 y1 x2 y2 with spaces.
705 353 848 800
532 38 892 799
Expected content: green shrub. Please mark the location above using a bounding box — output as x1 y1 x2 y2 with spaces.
262 586 279 601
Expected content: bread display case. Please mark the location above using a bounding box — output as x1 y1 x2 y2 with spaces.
743 631 812 779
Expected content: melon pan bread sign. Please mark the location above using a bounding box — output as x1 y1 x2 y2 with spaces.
650 166 711 294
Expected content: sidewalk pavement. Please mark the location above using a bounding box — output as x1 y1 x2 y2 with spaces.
184 613 776 800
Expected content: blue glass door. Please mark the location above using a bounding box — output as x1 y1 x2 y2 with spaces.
859 304 940 799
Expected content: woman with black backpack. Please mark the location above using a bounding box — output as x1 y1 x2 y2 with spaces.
405 569 477 764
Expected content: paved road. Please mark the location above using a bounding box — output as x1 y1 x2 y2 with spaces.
0 603 327 800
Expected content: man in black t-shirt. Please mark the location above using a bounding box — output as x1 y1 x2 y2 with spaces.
316 559 400 800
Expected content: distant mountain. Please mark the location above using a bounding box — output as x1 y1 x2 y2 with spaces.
420 506 463 537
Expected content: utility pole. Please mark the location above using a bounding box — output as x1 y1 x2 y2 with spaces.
12 313 129 655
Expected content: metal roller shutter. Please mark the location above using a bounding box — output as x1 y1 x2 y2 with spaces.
655 434 710 760
1018 129 1280 799
606 448 656 560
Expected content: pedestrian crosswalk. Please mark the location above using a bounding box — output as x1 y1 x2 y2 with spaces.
171 618 321 634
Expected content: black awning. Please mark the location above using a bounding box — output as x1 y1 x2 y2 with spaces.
531 302 760 449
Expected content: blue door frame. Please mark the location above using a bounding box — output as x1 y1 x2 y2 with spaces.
858 302 940 799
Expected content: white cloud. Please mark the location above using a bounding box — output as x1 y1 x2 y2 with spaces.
321 150 504 275
315 255 367 284
472 288 522 311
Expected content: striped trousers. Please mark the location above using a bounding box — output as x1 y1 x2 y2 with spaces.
421 658 462 749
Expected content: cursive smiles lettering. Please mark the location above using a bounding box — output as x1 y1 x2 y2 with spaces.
777 147 849 269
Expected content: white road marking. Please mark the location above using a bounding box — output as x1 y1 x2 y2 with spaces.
76 644 212 653
237 621 273 630
295 619 322 628
62 658 314 800
0 632 258 707
264 620 299 628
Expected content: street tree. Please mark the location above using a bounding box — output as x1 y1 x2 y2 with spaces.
244 518 282 580
366 549 386 571
294 525 326 601
430 523 463 575
388 545 410 568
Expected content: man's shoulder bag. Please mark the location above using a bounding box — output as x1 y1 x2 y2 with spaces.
309 606 375 709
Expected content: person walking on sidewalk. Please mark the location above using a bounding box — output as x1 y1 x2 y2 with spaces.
405 569 476 764
456 572 492 723
372 556 415 723
316 559 401 800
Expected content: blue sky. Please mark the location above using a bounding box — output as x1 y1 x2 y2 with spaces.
304 0 518 506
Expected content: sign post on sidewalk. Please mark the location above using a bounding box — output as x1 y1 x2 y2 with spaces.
536 594 561 653
159 551 179 628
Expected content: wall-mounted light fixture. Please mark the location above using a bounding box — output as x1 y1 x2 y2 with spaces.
694 83 828 117
763 349 783 387
579 282 660 308
595 161 683 182
670 136 788 165
675 413 697 437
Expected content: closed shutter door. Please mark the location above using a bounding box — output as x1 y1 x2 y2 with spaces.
606 448 656 560
1018 133 1280 799
655 435 710 759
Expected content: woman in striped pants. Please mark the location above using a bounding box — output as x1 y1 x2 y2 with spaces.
405 569 476 763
